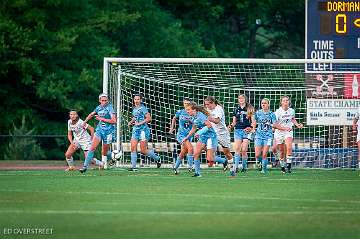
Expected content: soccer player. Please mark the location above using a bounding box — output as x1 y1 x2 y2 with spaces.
253 98 281 174
65 110 100 171
352 108 360 170
183 102 217 177
274 95 303 173
79 93 116 173
228 94 255 176
128 94 161 171
204 96 232 171
169 98 194 174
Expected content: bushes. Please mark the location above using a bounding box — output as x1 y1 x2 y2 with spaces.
4 116 45 160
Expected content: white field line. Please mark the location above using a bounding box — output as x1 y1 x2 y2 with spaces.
0 209 359 216
0 189 359 204
0 171 358 183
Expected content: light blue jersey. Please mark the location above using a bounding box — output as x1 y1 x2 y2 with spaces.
94 103 116 144
131 104 151 141
194 112 217 149
255 109 277 139
132 104 150 130
175 109 194 143
94 103 115 131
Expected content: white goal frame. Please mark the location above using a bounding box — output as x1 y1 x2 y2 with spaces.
103 58 360 169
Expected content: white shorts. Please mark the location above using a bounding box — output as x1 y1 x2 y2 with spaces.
274 130 293 144
217 132 231 148
73 139 92 151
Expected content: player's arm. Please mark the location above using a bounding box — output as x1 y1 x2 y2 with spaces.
250 115 256 132
208 115 220 124
182 125 197 143
273 120 291 131
169 115 177 134
252 115 258 131
128 117 135 126
95 113 116 124
84 111 96 123
135 113 151 126
85 124 95 138
67 130 73 144
228 116 237 131
291 117 303 129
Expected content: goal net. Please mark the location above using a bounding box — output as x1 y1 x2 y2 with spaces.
104 58 360 169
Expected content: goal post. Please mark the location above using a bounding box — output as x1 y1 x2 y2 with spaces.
103 58 360 169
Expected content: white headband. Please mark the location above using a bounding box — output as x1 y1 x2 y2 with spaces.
98 93 108 100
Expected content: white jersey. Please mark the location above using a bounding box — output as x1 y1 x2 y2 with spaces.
210 105 229 135
274 107 295 132
67 119 91 142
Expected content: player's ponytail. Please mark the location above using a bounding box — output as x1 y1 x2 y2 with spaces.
187 101 209 116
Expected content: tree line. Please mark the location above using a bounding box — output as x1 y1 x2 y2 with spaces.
0 0 304 159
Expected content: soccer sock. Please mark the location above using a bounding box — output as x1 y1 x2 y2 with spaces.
107 151 112 160
175 157 182 169
279 159 286 168
146 150 160 161
194 159 201 175
257 157 262 166
286 156 292 170
131 152 137 168
102 155 107 163
215 155 226 164
84 150 94 168
262 158 268 172
233 154 240 171
242 157 248 169
187 154 194 168
66 157 74 167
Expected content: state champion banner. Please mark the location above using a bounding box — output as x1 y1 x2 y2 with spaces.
306 99 360 125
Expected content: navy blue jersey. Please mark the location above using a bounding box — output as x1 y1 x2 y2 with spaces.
233 106 252 129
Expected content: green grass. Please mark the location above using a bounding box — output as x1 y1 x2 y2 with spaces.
0 168 359 239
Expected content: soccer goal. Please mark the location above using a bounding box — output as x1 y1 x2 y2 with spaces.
103 58 360 169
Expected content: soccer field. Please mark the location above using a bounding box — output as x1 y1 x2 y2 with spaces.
0 168 359 239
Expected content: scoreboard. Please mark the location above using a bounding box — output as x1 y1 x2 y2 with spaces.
306 0 360 72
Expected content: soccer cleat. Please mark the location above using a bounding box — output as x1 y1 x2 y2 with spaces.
173 168 179 175
260 170 266 174
223 160 229 171
240 168 247 173
65 166 76 171
287 163 292 173
257 162 262 171
188 167 194 173
156 161 161 168
79 167 87 174
230 170 236 177
108 159 116 167
235 168 239 173
281 167 286 174
192 173 202 177
128 168 138 172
